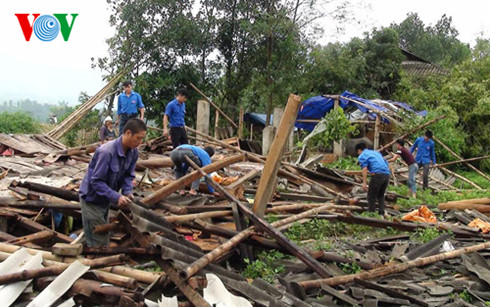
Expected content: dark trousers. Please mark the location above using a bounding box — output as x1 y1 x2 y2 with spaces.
170 148 202 190
368 174 390 214
119 113 138 136
419 163 430 190
80 197 110 247
170 127 188 148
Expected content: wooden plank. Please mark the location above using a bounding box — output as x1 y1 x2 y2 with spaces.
253 94 301 216
52 243 83 256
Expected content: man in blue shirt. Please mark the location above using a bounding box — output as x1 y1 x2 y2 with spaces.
170 145 219 196
411 130 436 190
79 119 147 247
356 143 391 215
163 88 189 148
116 81 145 136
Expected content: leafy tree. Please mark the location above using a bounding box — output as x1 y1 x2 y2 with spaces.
391 13 470 66
303 27 402 99
0 112 40 134
395 40 490 170
363 28 403 98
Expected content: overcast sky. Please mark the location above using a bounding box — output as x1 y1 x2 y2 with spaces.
1 0 489 106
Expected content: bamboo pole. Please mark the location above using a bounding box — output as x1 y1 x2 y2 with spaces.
439 166 482 190
186 126 346 198
431 155 490 169
189 83 238 128
299 240 490 289
8 230 55 245
48 71 125 139
434 136 490 181
0 254 127 285
377 115 446 153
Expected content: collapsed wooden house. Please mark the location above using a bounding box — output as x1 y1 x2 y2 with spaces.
0 79 489 306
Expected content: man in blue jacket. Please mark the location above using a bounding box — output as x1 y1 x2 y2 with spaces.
163 88 189 148
411 130 436 190
116 81 145 135
79 119 147 247
170 145 219 196
356 143 391 215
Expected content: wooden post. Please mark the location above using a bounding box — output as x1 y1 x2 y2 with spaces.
214 110 219 139
141 154 244 205
196 100 210 143
238 108 244 139
433 136 490 181
253 94 302 216
332 97 345 157
249 123 253 141
189 82 237 129
262 126 275 156
374 115 380 149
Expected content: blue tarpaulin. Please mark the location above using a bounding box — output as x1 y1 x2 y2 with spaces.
295 90 424 131
243 113 273 126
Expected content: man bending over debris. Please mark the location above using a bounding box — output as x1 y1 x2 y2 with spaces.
387 139 418 198
356 142 391 215
411 130 436 190
170 144 219 196
79 118 147 247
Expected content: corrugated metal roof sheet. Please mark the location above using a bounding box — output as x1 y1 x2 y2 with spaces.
402 60 449 76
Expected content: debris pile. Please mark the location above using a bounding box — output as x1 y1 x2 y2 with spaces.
0 126 489 306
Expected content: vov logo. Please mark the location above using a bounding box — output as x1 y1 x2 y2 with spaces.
15 14 79 42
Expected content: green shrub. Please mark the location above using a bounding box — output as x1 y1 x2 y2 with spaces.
0 112 40 134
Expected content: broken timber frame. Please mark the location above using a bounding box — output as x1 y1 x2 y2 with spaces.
183 156 332 279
